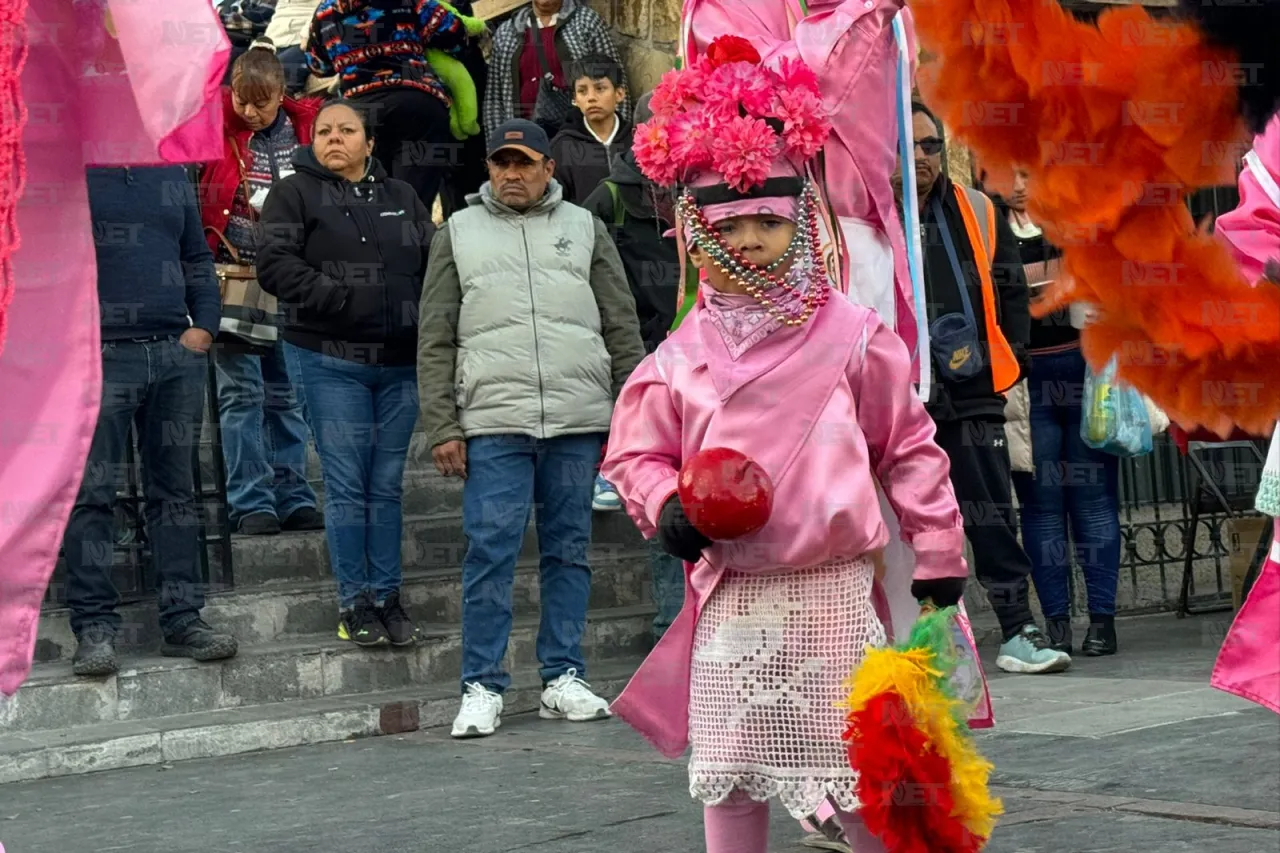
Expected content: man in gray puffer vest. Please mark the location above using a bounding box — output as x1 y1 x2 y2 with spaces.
419 119 644 739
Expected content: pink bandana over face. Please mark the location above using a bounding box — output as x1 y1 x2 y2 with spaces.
694 194 810 359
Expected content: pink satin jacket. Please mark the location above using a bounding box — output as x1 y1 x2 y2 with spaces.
600 296 966 757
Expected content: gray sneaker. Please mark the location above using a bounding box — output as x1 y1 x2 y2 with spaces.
72 625 118 677
161 619 238 662
996 624 1072 674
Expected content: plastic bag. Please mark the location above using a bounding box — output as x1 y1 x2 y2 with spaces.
1081 357 1154 456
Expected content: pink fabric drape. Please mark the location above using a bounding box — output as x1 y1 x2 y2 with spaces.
1210 524 1280 715
1215 115 1280 286
0 0 228 697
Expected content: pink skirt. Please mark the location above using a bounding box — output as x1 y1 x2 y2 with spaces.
687 556 884 819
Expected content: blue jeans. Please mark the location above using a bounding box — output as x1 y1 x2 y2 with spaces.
648 537 684 639
214 344 317 525
63 339 208 637
1012 346 1122 618
460 433 603 693
287 344 418 609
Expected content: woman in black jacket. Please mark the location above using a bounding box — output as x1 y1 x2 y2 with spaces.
258 100 435 650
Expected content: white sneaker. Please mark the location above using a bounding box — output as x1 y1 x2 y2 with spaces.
539 668 612 722
451 682 503 738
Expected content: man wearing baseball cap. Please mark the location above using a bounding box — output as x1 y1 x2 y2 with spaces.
418 115 645 739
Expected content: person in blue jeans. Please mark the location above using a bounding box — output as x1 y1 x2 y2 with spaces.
201 43 323 535
257 100 436 649
1011 344 1122 657
65 166 240 677
1000 170 1121 656
419 120 645 739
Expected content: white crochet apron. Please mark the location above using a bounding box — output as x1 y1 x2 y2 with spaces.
687 556 885 818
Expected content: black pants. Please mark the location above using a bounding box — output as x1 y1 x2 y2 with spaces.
440 132 488 220
63 339 209 638
277 45 311 95
356 87 457 210
933 418 1036 640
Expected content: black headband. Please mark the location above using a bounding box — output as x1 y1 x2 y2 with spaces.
689 177 805 207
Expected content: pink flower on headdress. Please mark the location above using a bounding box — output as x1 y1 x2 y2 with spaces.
775 56 821 95
710 115 780 192
775 86 831 161
667 112 714 172
633 121 679 185
648 66 707 118
705 62 775 119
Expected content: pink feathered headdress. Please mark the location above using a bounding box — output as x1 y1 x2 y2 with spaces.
632 36 832 193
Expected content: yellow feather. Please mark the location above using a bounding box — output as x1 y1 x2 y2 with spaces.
843 645 1004 839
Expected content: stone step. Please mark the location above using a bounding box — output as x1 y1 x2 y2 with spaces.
218 507 648 589
0 660 642 785
9 604 653 736
35 551 654 664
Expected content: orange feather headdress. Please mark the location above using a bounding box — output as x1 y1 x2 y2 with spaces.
913 0 1280 436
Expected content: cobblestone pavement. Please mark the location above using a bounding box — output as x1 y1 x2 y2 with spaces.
1 614 1277 852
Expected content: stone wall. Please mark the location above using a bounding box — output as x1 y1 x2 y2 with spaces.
597 2 974 187
590 0 680 98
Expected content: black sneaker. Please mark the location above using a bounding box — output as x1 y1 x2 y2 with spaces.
281 506 325 531
1082 618 1118 656
238 512 281 535
1045 617 1073 654
376 591 418 647
161 619 238 661
339 593 389 647
72 625 119 677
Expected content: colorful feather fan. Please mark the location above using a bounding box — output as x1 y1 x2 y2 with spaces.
843 607 1002 853
911 0 1280 437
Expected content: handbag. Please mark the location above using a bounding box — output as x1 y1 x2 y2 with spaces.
928 197 985 382
207 149 278 347
528 17 573 134
1081 356 1153 457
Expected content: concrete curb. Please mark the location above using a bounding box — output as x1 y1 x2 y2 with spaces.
0 668 639 786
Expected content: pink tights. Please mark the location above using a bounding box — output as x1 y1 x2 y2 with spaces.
703 795 887 853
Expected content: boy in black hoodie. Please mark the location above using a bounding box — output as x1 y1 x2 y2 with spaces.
581 93 686 640
551 54 631 205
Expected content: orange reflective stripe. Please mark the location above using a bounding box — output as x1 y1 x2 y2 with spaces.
953 185 1019 394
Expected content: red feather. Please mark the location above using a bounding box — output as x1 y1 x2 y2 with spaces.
845 692 985 853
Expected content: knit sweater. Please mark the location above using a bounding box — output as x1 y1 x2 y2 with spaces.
87 167 221 340
220 110 303 264
306 0 469 104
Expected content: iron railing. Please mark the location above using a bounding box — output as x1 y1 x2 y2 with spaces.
1104 435 1268 616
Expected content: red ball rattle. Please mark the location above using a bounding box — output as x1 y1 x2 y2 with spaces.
677 447 775 540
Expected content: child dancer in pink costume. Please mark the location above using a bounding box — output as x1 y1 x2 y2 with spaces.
602 45 975 853
1209 115 1280 717
681 0 924 386
0 0 228 698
